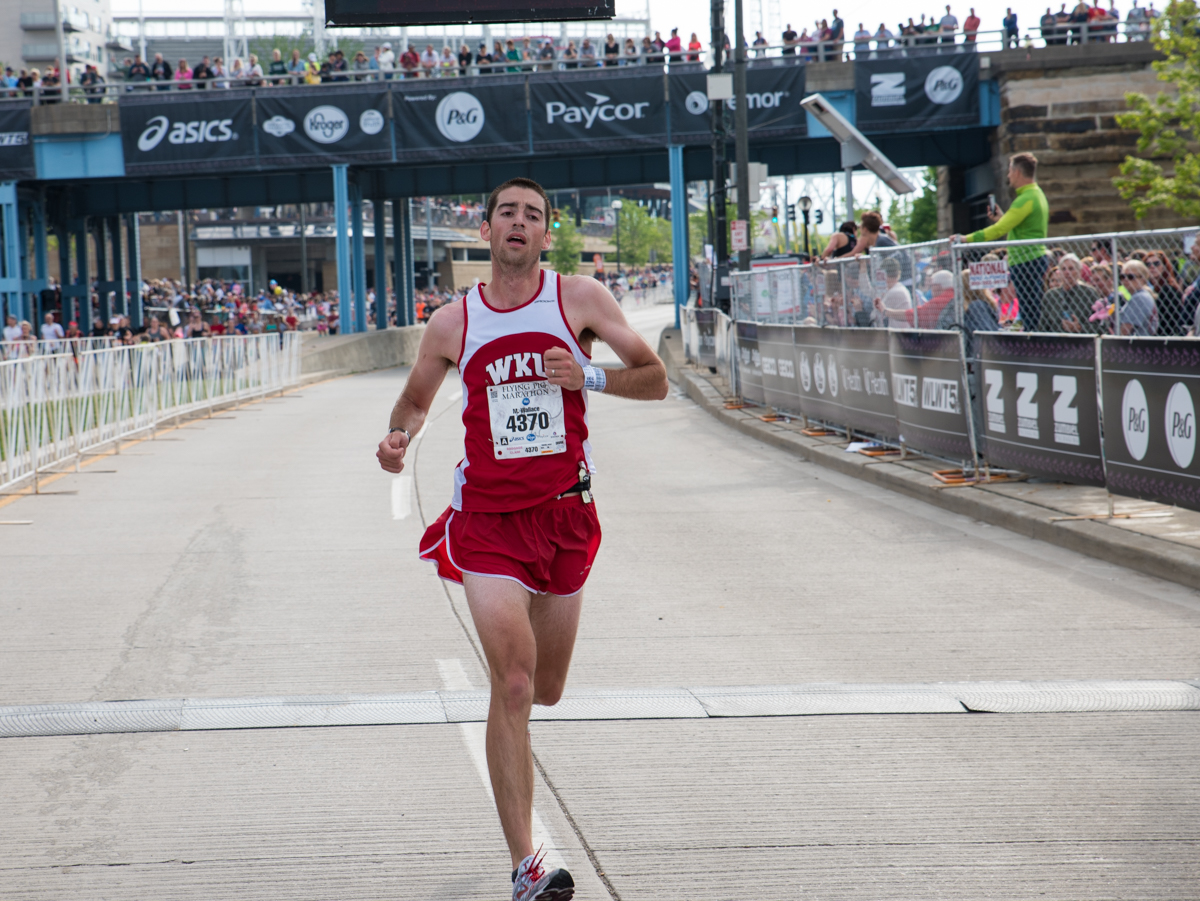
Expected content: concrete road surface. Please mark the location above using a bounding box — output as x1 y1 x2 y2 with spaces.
1 304 1198 900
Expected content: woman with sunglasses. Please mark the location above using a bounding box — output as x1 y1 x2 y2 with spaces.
1143 250 1186 335
1116 260 1159 336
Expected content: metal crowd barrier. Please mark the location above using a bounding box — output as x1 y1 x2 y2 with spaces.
696 224 1200 510
0 333 300 492
1 337 121 361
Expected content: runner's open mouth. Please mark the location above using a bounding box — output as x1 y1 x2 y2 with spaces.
506 233 526 245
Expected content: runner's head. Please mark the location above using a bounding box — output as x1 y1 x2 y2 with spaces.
483 178 552 271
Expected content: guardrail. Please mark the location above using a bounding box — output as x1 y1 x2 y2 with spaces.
1 19 1184 106
0 332 300 492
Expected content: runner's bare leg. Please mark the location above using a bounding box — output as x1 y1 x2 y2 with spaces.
463 574 583 868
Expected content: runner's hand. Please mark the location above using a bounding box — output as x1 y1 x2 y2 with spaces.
377 429 410 473
544 346 583 391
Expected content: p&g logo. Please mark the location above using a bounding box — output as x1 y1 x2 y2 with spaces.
924 66 964 104
436 92 485 142
1165 381 1196 469
1121 379 1150 461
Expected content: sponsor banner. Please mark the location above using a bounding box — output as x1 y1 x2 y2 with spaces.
694 308 717 368
968 258 1009 291
393 77 529 159
530 69 666 152
257 86 391 166
1100 338 1200 510
888 330 974 459
855 54 979 132
756 324 800 412
793 326 845 424
834 328 899 440
735 320 765 406
669 64 807 142
978 333 1104 486
0 103 35 180
120 93 255 174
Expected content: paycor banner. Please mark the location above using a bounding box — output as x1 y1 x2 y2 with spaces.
855 53 979 132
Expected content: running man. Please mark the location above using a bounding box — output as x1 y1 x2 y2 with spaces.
376 177 668 901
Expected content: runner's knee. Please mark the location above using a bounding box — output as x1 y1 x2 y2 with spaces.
494 667 535 713
532 675 565 707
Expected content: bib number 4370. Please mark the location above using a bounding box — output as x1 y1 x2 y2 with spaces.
488 381 568 460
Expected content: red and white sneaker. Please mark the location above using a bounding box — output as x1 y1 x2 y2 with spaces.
511 847 574 901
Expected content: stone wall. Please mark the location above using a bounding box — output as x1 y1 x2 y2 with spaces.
984 44 1190 236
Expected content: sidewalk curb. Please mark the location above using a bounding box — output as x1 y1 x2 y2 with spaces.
658 329 1200 593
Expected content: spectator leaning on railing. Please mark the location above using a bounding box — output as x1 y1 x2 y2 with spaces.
952 152 1050 331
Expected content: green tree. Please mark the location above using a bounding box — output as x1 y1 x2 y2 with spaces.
547 209 584 275
899 168 938 243
1114 0 1200 219
613 203 672 266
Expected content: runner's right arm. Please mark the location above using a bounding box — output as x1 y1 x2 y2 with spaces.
376 303 462 473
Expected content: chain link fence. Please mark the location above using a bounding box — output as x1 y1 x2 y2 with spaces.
731 227 1200 343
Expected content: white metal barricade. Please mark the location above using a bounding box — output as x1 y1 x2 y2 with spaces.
0 334 301 492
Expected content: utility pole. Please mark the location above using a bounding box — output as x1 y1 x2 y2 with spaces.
710 0 730 312
733 0 751 271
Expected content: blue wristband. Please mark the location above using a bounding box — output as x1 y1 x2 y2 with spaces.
582 365 606 392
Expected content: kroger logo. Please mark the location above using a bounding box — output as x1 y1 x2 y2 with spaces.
304 105 349 144
262 115 295 138
137 115 236 151
924 66 963 104
546 91 650 128
436 91 485 142
1122 378 1150 461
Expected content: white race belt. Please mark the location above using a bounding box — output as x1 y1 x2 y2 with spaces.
487 380 568 460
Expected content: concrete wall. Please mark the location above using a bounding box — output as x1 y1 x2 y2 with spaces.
300 325 424 375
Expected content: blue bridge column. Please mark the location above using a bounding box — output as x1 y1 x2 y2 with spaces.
72 218 92 331
373 199 388 329
392 197 415 327
332 164 353 335
109 216 126 318
350 181 367 334
669 145 689 329
30 197 49 323
93 219 111 327
0 182 20 324
57 225 73 325
127 214 143 330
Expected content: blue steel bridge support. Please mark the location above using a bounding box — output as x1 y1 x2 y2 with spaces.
373 199 388 329
350 181 368 334
0 183 20 324
669 145 688 329
332 164 353 335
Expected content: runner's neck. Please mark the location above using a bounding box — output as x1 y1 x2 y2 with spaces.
485 264 544 309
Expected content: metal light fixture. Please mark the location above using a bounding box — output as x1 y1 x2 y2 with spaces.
611 199 623 274
798 195 813 212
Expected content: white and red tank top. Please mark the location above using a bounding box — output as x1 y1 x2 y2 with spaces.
452 270 594 513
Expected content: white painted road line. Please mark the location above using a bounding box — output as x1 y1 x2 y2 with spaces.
391 474 412 520
437 659 565 870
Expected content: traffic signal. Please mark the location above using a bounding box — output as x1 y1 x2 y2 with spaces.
771 206 779 223
786 206 797 221
551 209 561 229
814 209 824 225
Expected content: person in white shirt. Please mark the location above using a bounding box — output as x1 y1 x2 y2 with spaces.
40 312 65 348
3 314 22 342
874 22 896 56
854 24 873 57
378 42 395 75
939 5 959 46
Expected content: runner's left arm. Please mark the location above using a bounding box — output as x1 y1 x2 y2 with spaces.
545 278 668 401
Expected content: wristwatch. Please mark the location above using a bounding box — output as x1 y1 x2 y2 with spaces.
388 427 410 440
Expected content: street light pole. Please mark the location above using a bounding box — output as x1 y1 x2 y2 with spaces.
799 195 812 259
733 0 751 271
710 0 730 312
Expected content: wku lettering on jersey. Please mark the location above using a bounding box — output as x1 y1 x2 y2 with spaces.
485 352 548 385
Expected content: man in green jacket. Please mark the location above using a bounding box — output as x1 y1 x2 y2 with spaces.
952 152 1051 330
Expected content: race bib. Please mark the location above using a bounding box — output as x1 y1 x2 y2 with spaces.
488 380 567 460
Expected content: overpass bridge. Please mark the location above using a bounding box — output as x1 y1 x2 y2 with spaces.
0 40 1171 334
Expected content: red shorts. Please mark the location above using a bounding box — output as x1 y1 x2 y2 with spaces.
419 495 602 597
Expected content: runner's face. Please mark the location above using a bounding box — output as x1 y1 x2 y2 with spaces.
483 188 550 269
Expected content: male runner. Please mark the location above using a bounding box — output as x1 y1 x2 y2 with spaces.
376 177 668 901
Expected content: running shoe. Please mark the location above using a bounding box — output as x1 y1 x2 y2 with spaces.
512 847 574 901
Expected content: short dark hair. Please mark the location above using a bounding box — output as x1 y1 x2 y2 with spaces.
1010 152 1037 179
485 178 550 225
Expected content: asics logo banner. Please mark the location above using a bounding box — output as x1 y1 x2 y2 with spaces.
137 115 235 151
